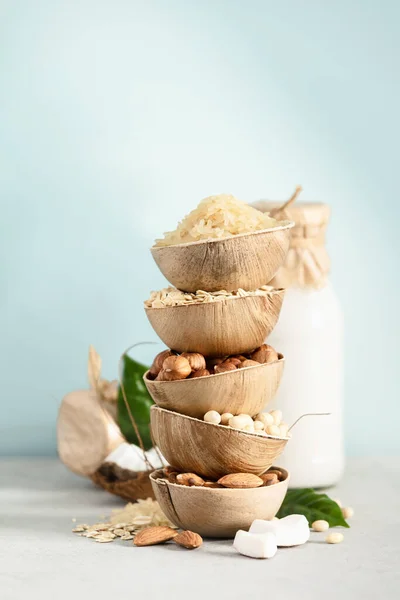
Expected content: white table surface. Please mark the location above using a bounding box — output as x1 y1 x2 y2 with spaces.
1 457 399 600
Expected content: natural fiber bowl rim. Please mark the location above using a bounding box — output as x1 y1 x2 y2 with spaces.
151 221 295 250
151 405 290 441
150 466 290 491
144 353 284 383
145 288 285 311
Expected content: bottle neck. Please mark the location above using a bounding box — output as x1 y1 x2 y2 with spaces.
270 225 330 290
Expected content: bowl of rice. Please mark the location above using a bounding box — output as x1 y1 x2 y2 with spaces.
151 194 294 293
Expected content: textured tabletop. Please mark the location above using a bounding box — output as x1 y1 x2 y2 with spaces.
1 457 399 600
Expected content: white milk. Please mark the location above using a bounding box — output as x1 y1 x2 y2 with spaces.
253 201 345 488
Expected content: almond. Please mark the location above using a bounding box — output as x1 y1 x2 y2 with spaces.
176 473 205 487
265 468 284 481
168 472 178 483
260 473 279 486
203 481 222 488
217 473 264 489
133 526 178 546
173 530 203 549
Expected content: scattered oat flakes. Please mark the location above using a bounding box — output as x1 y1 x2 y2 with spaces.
72 499 176 544
145 285 279 309
112 529 126 537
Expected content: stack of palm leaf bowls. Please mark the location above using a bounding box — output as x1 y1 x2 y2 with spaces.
145 222 295 537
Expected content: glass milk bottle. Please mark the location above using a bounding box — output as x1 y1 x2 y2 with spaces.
254 201 344 488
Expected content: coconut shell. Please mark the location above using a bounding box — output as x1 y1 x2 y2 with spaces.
150 223 294 293
145 290 285 357
57 390 125 476
144 355 284 419
150 406 288 480
150 467 289 538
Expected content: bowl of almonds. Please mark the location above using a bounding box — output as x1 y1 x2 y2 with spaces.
144 346 285 419
150 406 289 479
150 465 289 538
144 286 285 357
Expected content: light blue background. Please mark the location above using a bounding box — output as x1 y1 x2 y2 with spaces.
1 0 399 456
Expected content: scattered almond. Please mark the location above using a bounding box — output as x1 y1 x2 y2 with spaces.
133 526 178 546
173 530 203 549
217 473 264 489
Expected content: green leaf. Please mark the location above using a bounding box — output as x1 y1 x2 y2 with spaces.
117 355 154 451
277 488 350 528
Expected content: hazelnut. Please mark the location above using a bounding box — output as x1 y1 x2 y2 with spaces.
162 355 191 380
215 361 237 374
206 357 226 370
149 350 173 377
250 344 279 364
181 352 206 372
238 360 260 369
155 369 169 381
224 357 242 367
189 368 210 378
231 355 247 362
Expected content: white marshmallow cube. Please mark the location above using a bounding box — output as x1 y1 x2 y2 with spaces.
233 530 277 559
249 514 310 547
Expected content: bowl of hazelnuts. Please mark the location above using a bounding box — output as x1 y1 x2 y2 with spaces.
143 345 284 419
